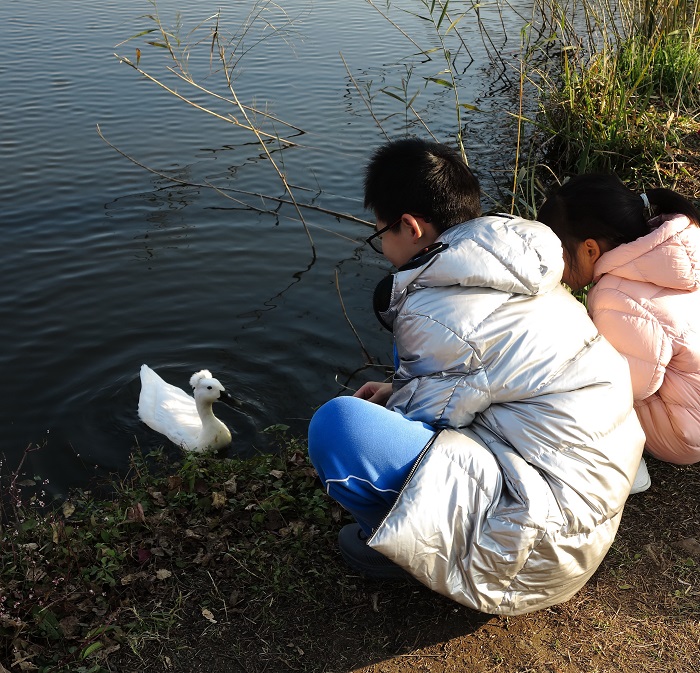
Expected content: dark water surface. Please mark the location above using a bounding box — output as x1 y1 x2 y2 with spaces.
1 0 533 496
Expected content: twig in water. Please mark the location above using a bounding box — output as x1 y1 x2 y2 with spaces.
364 0 426 53
211 25 317 259
340 52 389 140
335 269 375 365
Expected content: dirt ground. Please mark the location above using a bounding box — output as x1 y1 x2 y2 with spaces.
111 455 699 673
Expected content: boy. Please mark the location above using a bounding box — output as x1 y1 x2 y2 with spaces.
308 138 645 615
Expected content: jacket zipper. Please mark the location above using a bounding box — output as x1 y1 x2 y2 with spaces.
368 428 444 541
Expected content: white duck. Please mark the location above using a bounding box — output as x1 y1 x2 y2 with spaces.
138 365 237 452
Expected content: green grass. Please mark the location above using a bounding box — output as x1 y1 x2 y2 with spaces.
531 0 700 183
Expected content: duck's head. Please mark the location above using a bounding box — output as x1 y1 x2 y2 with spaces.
190 369 239 408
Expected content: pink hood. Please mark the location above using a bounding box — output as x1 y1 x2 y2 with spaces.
593 213 700 290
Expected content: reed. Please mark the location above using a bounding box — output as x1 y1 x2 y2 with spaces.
531 0 700 183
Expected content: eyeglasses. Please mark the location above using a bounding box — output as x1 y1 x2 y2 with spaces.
365 217 402 254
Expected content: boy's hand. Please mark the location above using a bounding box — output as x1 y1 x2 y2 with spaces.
354 381 393 406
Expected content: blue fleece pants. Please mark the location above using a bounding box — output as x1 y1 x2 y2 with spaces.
308 396 436 534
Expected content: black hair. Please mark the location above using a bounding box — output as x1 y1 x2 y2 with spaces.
537 173 700 265
363 138 481 233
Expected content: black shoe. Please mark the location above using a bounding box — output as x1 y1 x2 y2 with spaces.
337 523 412 580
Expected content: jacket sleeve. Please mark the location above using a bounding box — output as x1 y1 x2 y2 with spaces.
588 287 673 400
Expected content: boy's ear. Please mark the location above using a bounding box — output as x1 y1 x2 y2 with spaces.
403 213 432 242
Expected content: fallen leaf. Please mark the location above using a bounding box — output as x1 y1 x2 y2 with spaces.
193 550 212 566
148 489 166 507
212 491 226 509
14 652 39 672
126 503 146 523
136 548 152 564
0 615 25 629
121 572 148 585
58 615 80 639
672 537 700 558
289 450 306 465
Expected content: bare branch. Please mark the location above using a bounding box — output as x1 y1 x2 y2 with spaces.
115 54 301 146
334 269 375 365
96 125 372 230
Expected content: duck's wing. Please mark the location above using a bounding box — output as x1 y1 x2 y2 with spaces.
138 365 200 450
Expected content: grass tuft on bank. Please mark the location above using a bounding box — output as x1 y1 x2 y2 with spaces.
1 433 350 672
532 0 700 187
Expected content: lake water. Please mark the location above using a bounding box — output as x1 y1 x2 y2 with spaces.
1 0 536 497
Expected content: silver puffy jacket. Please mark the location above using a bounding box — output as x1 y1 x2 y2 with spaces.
369 215 646 615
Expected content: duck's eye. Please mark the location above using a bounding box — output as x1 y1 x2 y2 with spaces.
207 386 213 390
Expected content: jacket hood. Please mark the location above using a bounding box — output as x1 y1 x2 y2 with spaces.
593 214 700 291
392 215 564 297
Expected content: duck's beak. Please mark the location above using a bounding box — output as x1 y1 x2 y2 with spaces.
217 390 243 408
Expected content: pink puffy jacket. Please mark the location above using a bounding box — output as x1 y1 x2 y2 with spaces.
589 213 700 465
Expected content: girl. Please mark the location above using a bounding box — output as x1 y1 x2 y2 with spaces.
538 174 700 469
